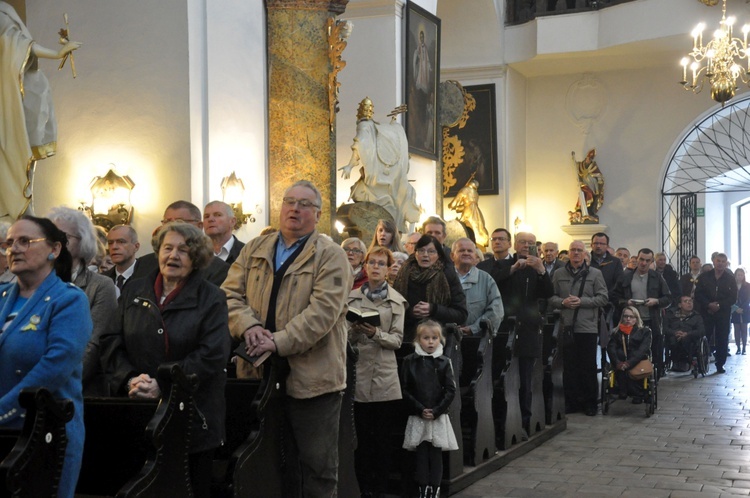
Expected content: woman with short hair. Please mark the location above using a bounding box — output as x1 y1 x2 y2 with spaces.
102 222 230 497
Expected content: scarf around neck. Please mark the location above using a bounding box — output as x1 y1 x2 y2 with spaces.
393 256 451 307
415 342 444 358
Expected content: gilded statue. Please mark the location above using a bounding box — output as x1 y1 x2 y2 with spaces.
568 148 604 224
448 174 489 248
0 2 81 219
339 97 422 233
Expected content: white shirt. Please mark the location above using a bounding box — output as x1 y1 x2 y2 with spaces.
215 236 236 262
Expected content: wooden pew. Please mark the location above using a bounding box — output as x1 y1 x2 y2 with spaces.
543 320 565 425
528 328 547 436
227 344 360 498
442 324 464 481
0 388 73 498
459 320 495 466
77 363 195 497
492 319 524 450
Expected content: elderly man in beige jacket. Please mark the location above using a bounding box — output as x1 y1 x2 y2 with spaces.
223 180 352 497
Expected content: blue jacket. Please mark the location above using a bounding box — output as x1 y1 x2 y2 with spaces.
0 271 92 498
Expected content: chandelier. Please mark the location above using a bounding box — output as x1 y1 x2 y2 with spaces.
680 0 750 105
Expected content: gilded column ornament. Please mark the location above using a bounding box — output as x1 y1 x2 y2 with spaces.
442 83 476 195
327 18 352 132
265 0 349 234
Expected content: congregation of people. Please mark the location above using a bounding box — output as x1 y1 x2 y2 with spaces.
0 180 747 498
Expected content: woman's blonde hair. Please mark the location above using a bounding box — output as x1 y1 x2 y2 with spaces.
620 306 644 328
414 319 445 346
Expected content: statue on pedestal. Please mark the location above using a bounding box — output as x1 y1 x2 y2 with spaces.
568 148 604 224
339 97 421 233
448 174 489 248
0 2 81 219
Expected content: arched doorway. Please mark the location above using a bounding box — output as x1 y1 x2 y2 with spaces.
663 95 750 273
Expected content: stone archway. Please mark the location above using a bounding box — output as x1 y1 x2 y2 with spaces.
662 94 750 273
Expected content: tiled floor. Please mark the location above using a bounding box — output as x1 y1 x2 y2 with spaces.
453 349 750 498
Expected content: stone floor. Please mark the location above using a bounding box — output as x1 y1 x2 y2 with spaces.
453 348 750 498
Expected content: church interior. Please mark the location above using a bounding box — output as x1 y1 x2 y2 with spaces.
7 0 750 268
7 1 750 496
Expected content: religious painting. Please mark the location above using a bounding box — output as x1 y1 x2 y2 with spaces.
444 84 499 197
405 2 440 160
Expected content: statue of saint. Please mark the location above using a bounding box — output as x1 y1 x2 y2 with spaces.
339 97 422 233
0 2 81 219
569 148 604 224
448 175 489 248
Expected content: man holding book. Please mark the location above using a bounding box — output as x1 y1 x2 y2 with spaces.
223 180 352 497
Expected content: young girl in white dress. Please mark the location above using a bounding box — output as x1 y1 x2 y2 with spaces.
401 320 458 498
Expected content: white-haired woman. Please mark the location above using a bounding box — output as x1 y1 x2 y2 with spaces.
48 207 117 396
342 237 368 290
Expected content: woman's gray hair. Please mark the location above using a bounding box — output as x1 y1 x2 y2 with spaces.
152 222 213 271
341 237 366 253
392 251 408 262
47 206 98 264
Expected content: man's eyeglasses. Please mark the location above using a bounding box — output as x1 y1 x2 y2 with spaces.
491 237 509 242
3 237 47 255
282 197 320 209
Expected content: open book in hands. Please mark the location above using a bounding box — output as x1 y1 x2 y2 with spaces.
346 307 381 327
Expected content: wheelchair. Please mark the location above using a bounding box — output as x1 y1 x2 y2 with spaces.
601 360 657 417
666 335 710 378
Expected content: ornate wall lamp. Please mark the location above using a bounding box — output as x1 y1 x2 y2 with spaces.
79 167 135 230
221 171 256 230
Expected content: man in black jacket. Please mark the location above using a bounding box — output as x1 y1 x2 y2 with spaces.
655 252 682 308
612 249 672 378
480 231 553 435
694 253 737 374
664 295 705 372
203 201 245 265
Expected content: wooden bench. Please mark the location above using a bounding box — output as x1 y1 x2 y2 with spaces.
225 344 360 498
442 324 465 480
543 320 565 425
0 388 73 498
459 320 495 466
492 319 524 450
77 363 195 497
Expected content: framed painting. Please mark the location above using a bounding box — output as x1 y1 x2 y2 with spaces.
445 84 499 197
404 2 440 160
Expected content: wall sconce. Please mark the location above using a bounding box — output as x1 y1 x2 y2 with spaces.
79 167 135 230
221 171 256 230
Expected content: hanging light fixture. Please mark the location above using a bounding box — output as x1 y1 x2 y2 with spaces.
680 0 750 106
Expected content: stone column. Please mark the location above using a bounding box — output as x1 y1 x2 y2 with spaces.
266 0 348 234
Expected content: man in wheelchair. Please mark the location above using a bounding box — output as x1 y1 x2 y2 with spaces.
664 295 705 372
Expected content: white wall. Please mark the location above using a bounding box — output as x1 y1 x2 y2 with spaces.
524 64 730 252
25 0 268 250
27 0 191 244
